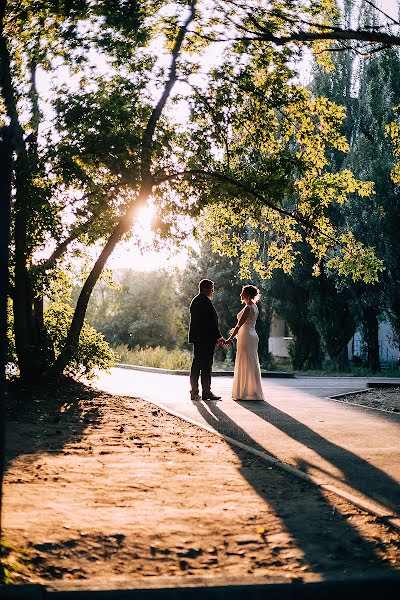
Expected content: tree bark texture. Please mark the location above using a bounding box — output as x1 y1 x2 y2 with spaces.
363 307 381 372
290 322 323 370
0 124 13 565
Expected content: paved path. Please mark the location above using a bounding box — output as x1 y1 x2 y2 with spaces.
95 368 400 519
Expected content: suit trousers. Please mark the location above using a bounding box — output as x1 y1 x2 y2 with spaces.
190 342 215 395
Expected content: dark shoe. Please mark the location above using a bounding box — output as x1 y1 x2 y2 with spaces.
202 392 221 400
190 393 201 401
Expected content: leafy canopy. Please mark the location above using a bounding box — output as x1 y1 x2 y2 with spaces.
171 44 383 282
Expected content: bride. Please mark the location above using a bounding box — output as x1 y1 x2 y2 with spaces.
225 285 265 401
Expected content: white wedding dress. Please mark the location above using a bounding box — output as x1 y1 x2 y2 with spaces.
232 304 265 401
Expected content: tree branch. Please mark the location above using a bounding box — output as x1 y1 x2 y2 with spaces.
201 0 400 50
363 0 400 27
51 2 198 376
239 27 400 48
153 168 355 255
38 212 99 270
141 0 197 182
155 168 314 228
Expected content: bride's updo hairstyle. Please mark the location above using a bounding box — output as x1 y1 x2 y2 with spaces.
242 285 260 302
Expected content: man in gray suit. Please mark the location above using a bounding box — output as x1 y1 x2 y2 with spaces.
188 279 223 401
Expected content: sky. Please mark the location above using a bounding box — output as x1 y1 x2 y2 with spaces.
107 203 191 272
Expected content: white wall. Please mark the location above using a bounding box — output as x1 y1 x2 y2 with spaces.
348 320 399 363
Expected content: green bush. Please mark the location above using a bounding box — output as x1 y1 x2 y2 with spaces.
45 302 115 379
115 345 192 370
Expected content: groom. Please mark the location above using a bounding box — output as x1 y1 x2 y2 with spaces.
188 279 223 401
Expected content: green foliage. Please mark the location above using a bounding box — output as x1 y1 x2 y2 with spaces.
83 269 186 350
181 46 383 282
267 257 324 370
386 115 400 184
115 344 191 370
0 539 30 584
304 31 400 368
326 233 384 284
44 302 115 379
4 0 395 383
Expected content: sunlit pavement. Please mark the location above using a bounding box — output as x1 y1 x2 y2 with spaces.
95 368 400 518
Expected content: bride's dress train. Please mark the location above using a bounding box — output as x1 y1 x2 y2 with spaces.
232 304 265 401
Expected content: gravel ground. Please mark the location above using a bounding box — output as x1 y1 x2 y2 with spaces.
333 388 400 413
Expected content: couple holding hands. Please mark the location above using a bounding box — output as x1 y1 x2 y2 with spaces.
188 279 265 402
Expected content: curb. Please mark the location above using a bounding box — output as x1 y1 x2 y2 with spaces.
328 389 369 399
130 397 400 531
115 363 294 378
367 382 400 389
328 390 400 416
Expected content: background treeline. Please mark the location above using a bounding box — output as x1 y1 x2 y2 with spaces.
276 29 400 371
80 243 272 371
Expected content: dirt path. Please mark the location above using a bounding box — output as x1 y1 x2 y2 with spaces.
3 382 400 589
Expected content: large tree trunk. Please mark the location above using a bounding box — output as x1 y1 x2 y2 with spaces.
323 319 353 371
290 322 323 370
1 14 47 382
331 343 350 371
256 296 272 366
0 124 13 566
363 307 381 372
50 190 151 377
12 155 43 381
388 291 400 347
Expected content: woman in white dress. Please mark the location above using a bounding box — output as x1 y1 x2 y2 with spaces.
225 285 265 401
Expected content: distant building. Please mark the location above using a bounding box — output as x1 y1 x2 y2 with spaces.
349 320 398 366
268 316 292 364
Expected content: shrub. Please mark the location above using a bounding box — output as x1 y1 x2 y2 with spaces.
45 302 115 379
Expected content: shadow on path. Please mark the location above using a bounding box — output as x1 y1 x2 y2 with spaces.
5 380 103 468
237 401 400 515
192 399 398 578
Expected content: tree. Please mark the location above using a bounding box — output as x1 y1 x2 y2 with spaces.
1 0 387 383
345 47 400 370
83 269 187 350
0 0 195 380
202 0 400 55
267 248 324 371
186 44 383 282
312 31 400 370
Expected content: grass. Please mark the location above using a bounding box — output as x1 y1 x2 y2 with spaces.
113 344 400 377
0 539 30 584
114 345 192 370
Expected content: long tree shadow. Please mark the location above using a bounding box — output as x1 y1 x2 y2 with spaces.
192 399 398 578
4 379 103 468
236 400 400 515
